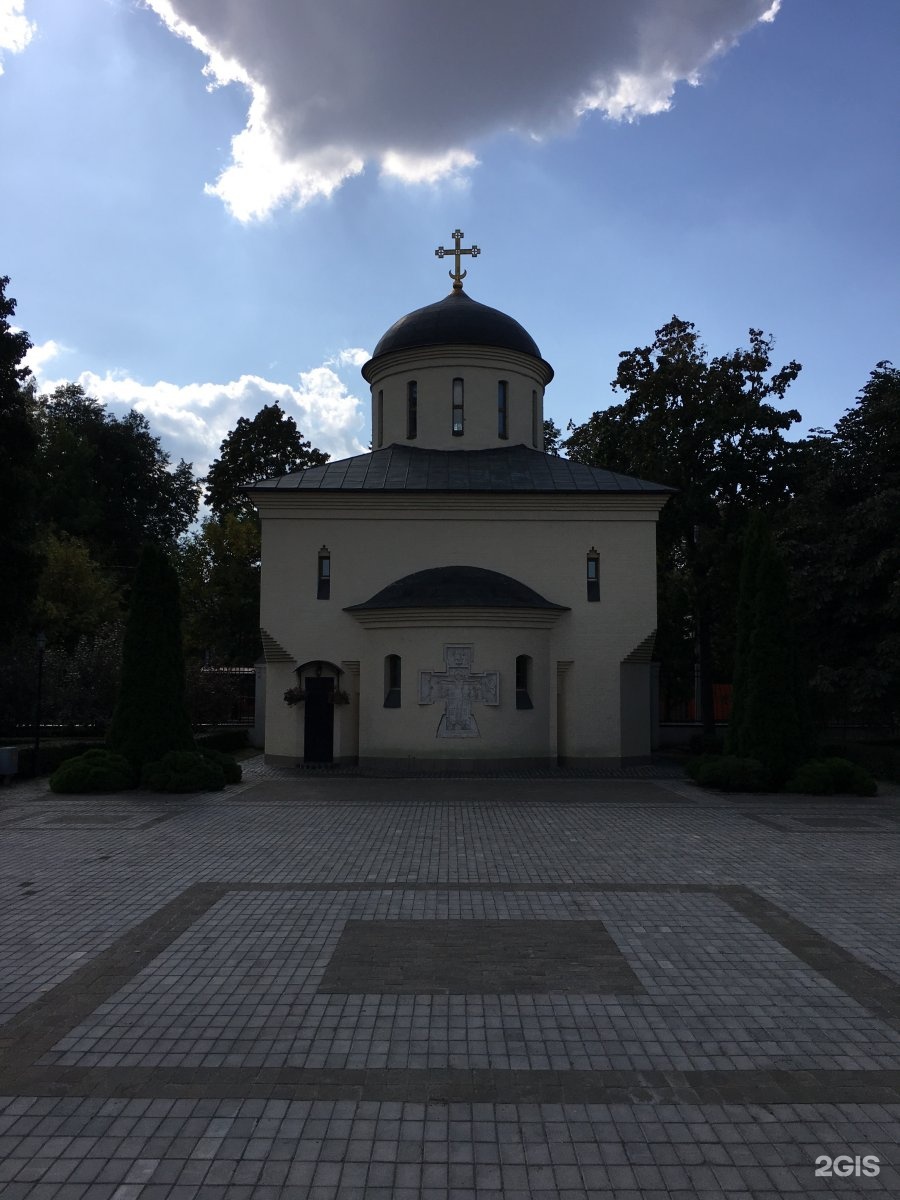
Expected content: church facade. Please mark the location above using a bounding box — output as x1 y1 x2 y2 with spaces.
249 234 672 769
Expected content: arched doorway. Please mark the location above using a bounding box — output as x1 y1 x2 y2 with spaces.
303 677 334 763
295 660 342 765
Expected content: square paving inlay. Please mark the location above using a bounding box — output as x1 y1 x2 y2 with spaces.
318 918 646 994
4 881 900 1102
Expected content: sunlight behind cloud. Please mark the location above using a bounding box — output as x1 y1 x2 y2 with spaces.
143 0 781 221
0 0 35 73
380 149 478 186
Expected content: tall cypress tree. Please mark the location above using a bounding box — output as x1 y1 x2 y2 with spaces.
108 544 194 768
729 522 810 785
725 513 766 756
0 276 39 641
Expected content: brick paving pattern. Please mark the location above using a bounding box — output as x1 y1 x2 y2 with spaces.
0 761 898 1196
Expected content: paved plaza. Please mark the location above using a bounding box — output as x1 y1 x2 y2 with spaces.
1 759 898 1198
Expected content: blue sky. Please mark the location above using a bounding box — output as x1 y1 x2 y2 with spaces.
1 0 897 476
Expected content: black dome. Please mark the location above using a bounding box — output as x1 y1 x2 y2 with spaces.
344 565 568 611
369 290 543 362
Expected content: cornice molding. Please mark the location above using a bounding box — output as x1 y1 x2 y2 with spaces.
363 343 553 388
347 607 565 630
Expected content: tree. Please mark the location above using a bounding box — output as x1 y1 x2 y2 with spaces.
34 532 121 648
179 513 263 664
565 317 802 733
0 275 39 640
727 517 810 783
107 543 195 768
36 383 200 574
184 404 329 664
543 418 563 456
204 402 329 519
724 513 766 756
783 362 900 728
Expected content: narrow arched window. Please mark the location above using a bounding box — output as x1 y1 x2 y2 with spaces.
586 549 600 602
406 381 417 439
317 547 331 600
498 380 508 439
451 378 464 436
515 655 533 709
384 654 401 707
376 389 384 448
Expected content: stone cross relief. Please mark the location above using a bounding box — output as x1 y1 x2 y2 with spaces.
418 644 499 738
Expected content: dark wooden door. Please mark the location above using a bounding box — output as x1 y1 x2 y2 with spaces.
303 677 334 763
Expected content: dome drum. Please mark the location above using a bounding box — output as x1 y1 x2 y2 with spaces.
363 292 553 453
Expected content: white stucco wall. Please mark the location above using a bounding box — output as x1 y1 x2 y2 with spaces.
256 492 663 765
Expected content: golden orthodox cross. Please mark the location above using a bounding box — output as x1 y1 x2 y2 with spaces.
435 229 480 290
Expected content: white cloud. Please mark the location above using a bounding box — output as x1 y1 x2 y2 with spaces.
327 347 370 369
32 352 370 479
0 0 34 73
23 337 66 376
380 149 478 187
143 0 781 221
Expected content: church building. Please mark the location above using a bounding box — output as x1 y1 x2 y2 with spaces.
248 232 673 769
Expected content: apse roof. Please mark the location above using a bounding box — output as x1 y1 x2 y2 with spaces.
247 443 676 495
365 289 545 366
344 566 569 612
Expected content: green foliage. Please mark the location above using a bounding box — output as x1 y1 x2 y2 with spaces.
0 276 40 641
786 758 877 797
687 754 769 792
204 402 329 520
724 514 765 755
14 740 106 779
688 732 725 755
542 418 563 456
178 514 262 663
142 750 226 793
34 532 121 648
180 405 328 663
199 747 242 784
843 742 900 783
564 317 802 732
49 748 137 794
727 521 810 784
783 362 900 729
36 383 200 574
108 544 195 769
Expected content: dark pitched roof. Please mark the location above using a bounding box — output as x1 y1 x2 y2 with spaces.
247 444 675 495
344 566 568 612
366 289 545 366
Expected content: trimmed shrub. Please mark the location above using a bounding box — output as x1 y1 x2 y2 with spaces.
142 750 226 793
787 757 878 797
688 732 724 756
108 544 195 770
689 754 770 792
825 742 900 784
50 749 137 794
726 518 811 785
16 740 107 779
199 747 242 784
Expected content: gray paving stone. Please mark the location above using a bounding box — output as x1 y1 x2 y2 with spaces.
2 779 900 1195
